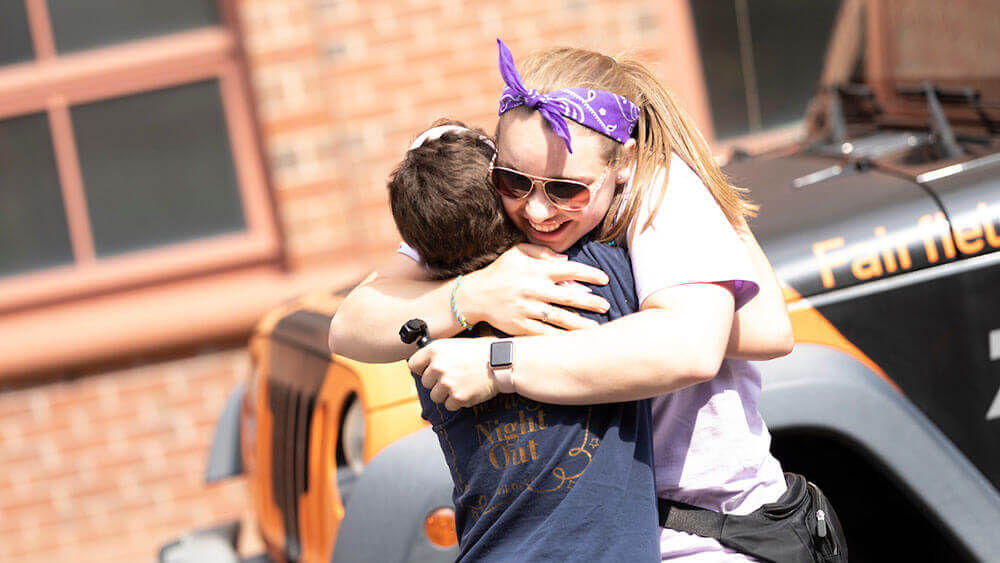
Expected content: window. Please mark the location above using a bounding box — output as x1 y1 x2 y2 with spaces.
0 0 277 312
690 0 842 139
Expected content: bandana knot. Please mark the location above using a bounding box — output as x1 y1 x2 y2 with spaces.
522 89 543 106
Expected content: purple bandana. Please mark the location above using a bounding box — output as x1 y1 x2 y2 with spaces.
496 38 640 153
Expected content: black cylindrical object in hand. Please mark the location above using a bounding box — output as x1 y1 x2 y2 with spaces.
400 319 432 348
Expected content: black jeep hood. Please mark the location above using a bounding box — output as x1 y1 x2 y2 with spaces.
724 153 944 298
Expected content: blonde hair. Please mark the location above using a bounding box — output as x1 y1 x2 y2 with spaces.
502 46 757 241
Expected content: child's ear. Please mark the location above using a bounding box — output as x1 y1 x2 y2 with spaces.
616 139 637 184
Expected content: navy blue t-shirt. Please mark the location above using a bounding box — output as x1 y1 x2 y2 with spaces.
412 237 659 561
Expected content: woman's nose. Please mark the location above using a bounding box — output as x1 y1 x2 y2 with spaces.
523 186 557 221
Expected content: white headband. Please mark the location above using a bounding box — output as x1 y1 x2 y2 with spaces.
408 125 496 151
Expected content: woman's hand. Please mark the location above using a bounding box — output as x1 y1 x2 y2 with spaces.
460 243 611 336
409 338 499 411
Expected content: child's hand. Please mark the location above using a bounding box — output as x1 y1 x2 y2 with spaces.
409 337 499 411
460 244 611 335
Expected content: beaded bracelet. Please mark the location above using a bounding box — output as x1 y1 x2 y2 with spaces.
451 275 471 330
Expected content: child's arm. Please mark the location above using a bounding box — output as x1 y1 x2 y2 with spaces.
329 244 612 363
726 220 795 360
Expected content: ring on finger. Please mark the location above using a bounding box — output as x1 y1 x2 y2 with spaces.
541 306 553 322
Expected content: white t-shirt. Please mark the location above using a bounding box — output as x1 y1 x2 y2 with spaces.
398 153 786 560
624 155 785 561
624 155 758 309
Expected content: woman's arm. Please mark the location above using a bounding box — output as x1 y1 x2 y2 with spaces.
410 167 786 408
410 281 734 409
726 221 795 360
329 244 612 363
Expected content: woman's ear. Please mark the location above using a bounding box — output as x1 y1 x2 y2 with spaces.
616 139 637 183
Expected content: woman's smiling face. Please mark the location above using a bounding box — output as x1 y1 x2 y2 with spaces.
495 110 623 253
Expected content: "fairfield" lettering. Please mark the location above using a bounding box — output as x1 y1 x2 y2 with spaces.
812 202 1000 289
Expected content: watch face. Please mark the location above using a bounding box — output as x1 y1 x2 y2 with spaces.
490 341 514 368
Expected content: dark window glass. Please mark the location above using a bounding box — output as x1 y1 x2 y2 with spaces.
1 0 35 65
691 0 840 139
47 0 219 54
690 1 750 139
750 0 841 129
71 80 245 257
0 113 74 276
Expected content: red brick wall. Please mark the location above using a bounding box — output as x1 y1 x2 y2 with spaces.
242 0 707 271
0 350 262 562
0 1 707 561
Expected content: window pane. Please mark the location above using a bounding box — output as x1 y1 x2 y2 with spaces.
71 80 245 257
0 113 74 277
48 0 219 54
1 0 35 65
750 0 841 129
690 0 750 139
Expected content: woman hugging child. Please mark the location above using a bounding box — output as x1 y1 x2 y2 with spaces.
336 38 846 562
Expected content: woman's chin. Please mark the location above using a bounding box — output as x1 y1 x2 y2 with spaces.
524 221 576 252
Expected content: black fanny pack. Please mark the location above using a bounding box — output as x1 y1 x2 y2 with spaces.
657 473 847 563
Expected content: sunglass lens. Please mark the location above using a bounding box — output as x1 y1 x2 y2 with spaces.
493 169 533 199
545 181 591 210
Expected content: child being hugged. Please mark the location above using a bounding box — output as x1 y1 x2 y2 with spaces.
387 119 659 561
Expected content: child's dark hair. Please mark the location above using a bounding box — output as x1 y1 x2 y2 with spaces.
389 119 525 280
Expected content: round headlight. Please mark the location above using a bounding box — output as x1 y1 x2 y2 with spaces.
424 507 458 548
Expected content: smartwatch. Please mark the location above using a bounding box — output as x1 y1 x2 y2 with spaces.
489 340 515 393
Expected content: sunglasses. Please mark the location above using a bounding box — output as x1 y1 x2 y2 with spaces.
488 152 611 212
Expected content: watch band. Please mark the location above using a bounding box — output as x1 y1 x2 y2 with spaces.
492 364 515 394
